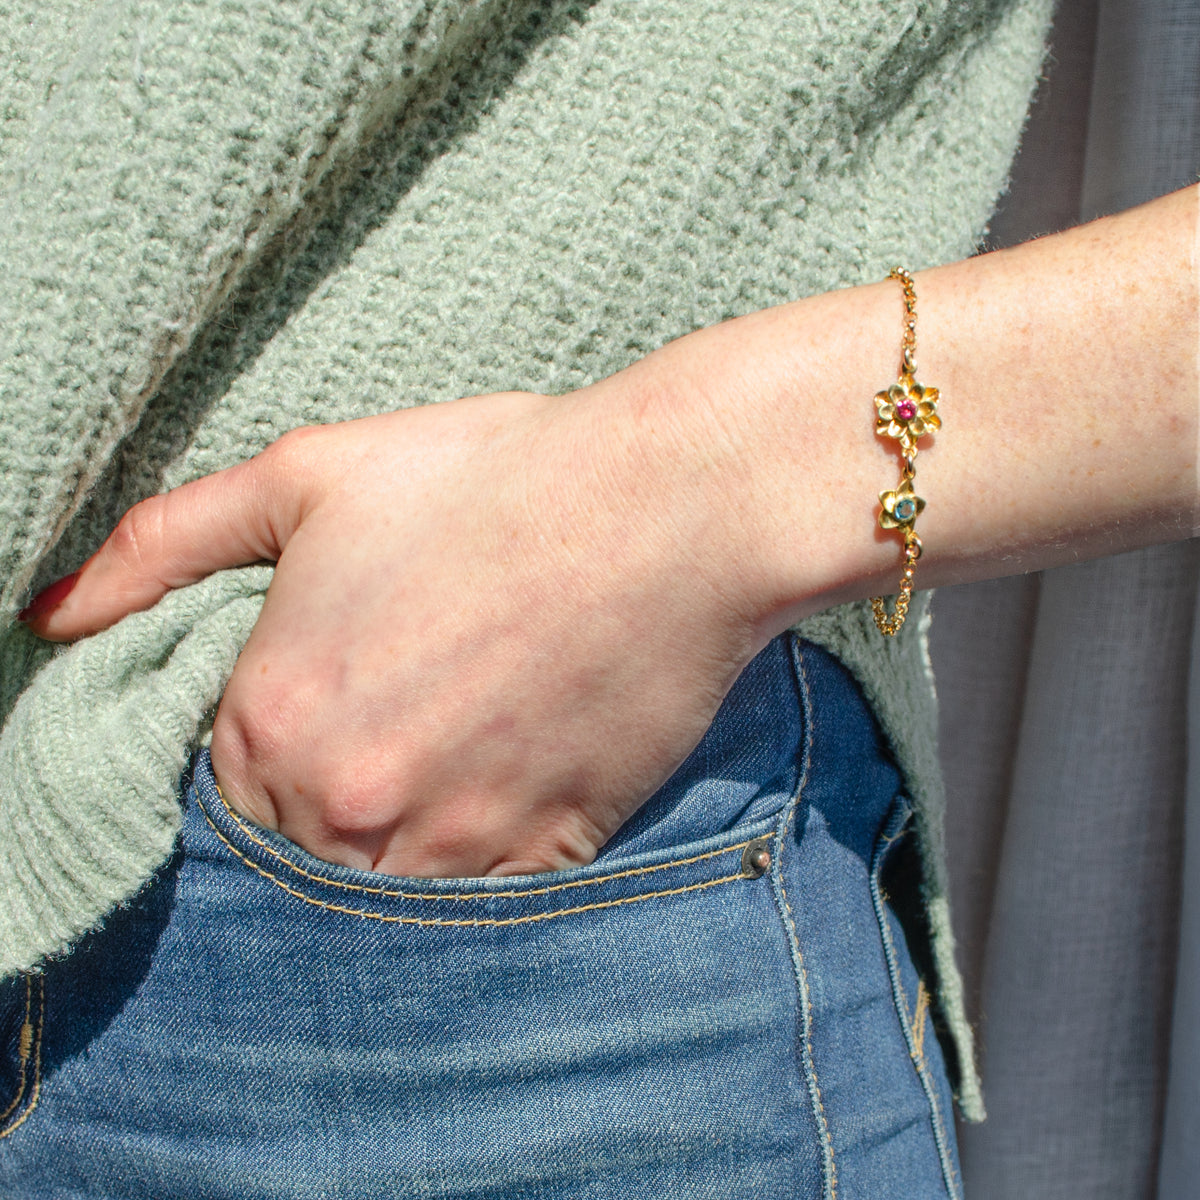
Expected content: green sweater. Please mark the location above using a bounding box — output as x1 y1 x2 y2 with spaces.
0 0 1053 1120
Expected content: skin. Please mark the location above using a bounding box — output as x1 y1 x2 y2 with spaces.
22 184 1199 877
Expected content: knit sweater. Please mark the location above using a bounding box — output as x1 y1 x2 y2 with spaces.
0 0 1053 1120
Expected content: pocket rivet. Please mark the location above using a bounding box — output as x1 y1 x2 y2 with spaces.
741 838 772 879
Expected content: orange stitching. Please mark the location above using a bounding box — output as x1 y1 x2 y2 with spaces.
912 979 930 1066
202 803 746 924
908 975 959 1199
778 646 838 1200
0 975 42 1140
905 976 960 1196
208 782 753 900
0 976 31 1123
878 899 959 1198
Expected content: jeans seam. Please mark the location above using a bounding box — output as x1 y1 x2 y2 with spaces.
204 778 761 900
199 799 752 923
0 974 43 1140
771 641 838 1200
869 822 960 1200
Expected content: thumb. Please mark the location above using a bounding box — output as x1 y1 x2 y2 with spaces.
18 436 311 641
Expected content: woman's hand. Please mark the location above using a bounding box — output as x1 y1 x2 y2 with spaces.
20 383 772 876
20 185 1198 874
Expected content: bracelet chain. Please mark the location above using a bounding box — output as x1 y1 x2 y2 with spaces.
871 267 940 636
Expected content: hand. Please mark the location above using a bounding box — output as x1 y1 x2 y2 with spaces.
21 383 768 876
22 186 1197 875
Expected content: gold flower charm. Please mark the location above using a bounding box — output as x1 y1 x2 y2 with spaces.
878 478 925 530
875 374 941 455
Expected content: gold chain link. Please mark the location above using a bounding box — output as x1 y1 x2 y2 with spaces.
870 534 921 635
871 267 939 637
895 265 918 377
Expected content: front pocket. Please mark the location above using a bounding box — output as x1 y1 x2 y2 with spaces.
187 746 788 929
181 634 810 927
11 757 821 1200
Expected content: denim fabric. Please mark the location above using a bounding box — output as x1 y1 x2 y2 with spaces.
0 638 959 1198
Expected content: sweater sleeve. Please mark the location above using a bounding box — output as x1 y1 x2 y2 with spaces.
0 0 509 618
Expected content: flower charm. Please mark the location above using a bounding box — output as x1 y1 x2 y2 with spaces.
875 374 941 455
878 478 925 530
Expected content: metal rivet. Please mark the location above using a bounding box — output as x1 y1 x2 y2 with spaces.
741 838 773 879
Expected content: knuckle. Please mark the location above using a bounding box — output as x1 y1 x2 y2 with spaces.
214 676 299 769
490 821 597 877
209 713 277 828
540 822 600 872
415 798 482 860
411 789 525 875
108 497 165 568
208 714 246 780
262 425 321 480
317 765 401 837
255 426 329 535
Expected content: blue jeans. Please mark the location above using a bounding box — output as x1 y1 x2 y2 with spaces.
0 638 960 1198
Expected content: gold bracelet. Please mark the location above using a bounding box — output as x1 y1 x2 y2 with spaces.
870 267 941 636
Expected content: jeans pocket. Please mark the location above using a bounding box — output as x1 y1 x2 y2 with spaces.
4 749 821 1200
9 635 930 1198
4 632 822 1196
181 633 810 928
184 746 787 931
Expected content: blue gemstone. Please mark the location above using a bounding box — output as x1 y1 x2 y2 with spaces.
894 497 917 521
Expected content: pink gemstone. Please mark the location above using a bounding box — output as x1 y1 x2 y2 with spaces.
896 400 917 421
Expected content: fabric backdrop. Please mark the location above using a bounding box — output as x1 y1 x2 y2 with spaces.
931 0 1200 1195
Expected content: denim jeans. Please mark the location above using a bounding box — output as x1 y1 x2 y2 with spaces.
0 637 960 1198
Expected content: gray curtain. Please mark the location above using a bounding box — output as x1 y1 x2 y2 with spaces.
931 1 1200 1196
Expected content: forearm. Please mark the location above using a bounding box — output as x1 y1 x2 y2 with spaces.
601 184 1199 638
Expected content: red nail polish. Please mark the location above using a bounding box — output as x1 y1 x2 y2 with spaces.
17 571 81 623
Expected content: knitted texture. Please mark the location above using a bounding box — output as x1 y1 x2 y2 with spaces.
0 0 1053 1119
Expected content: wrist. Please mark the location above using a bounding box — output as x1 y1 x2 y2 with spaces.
602 186 1198 646
589 285 908 644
